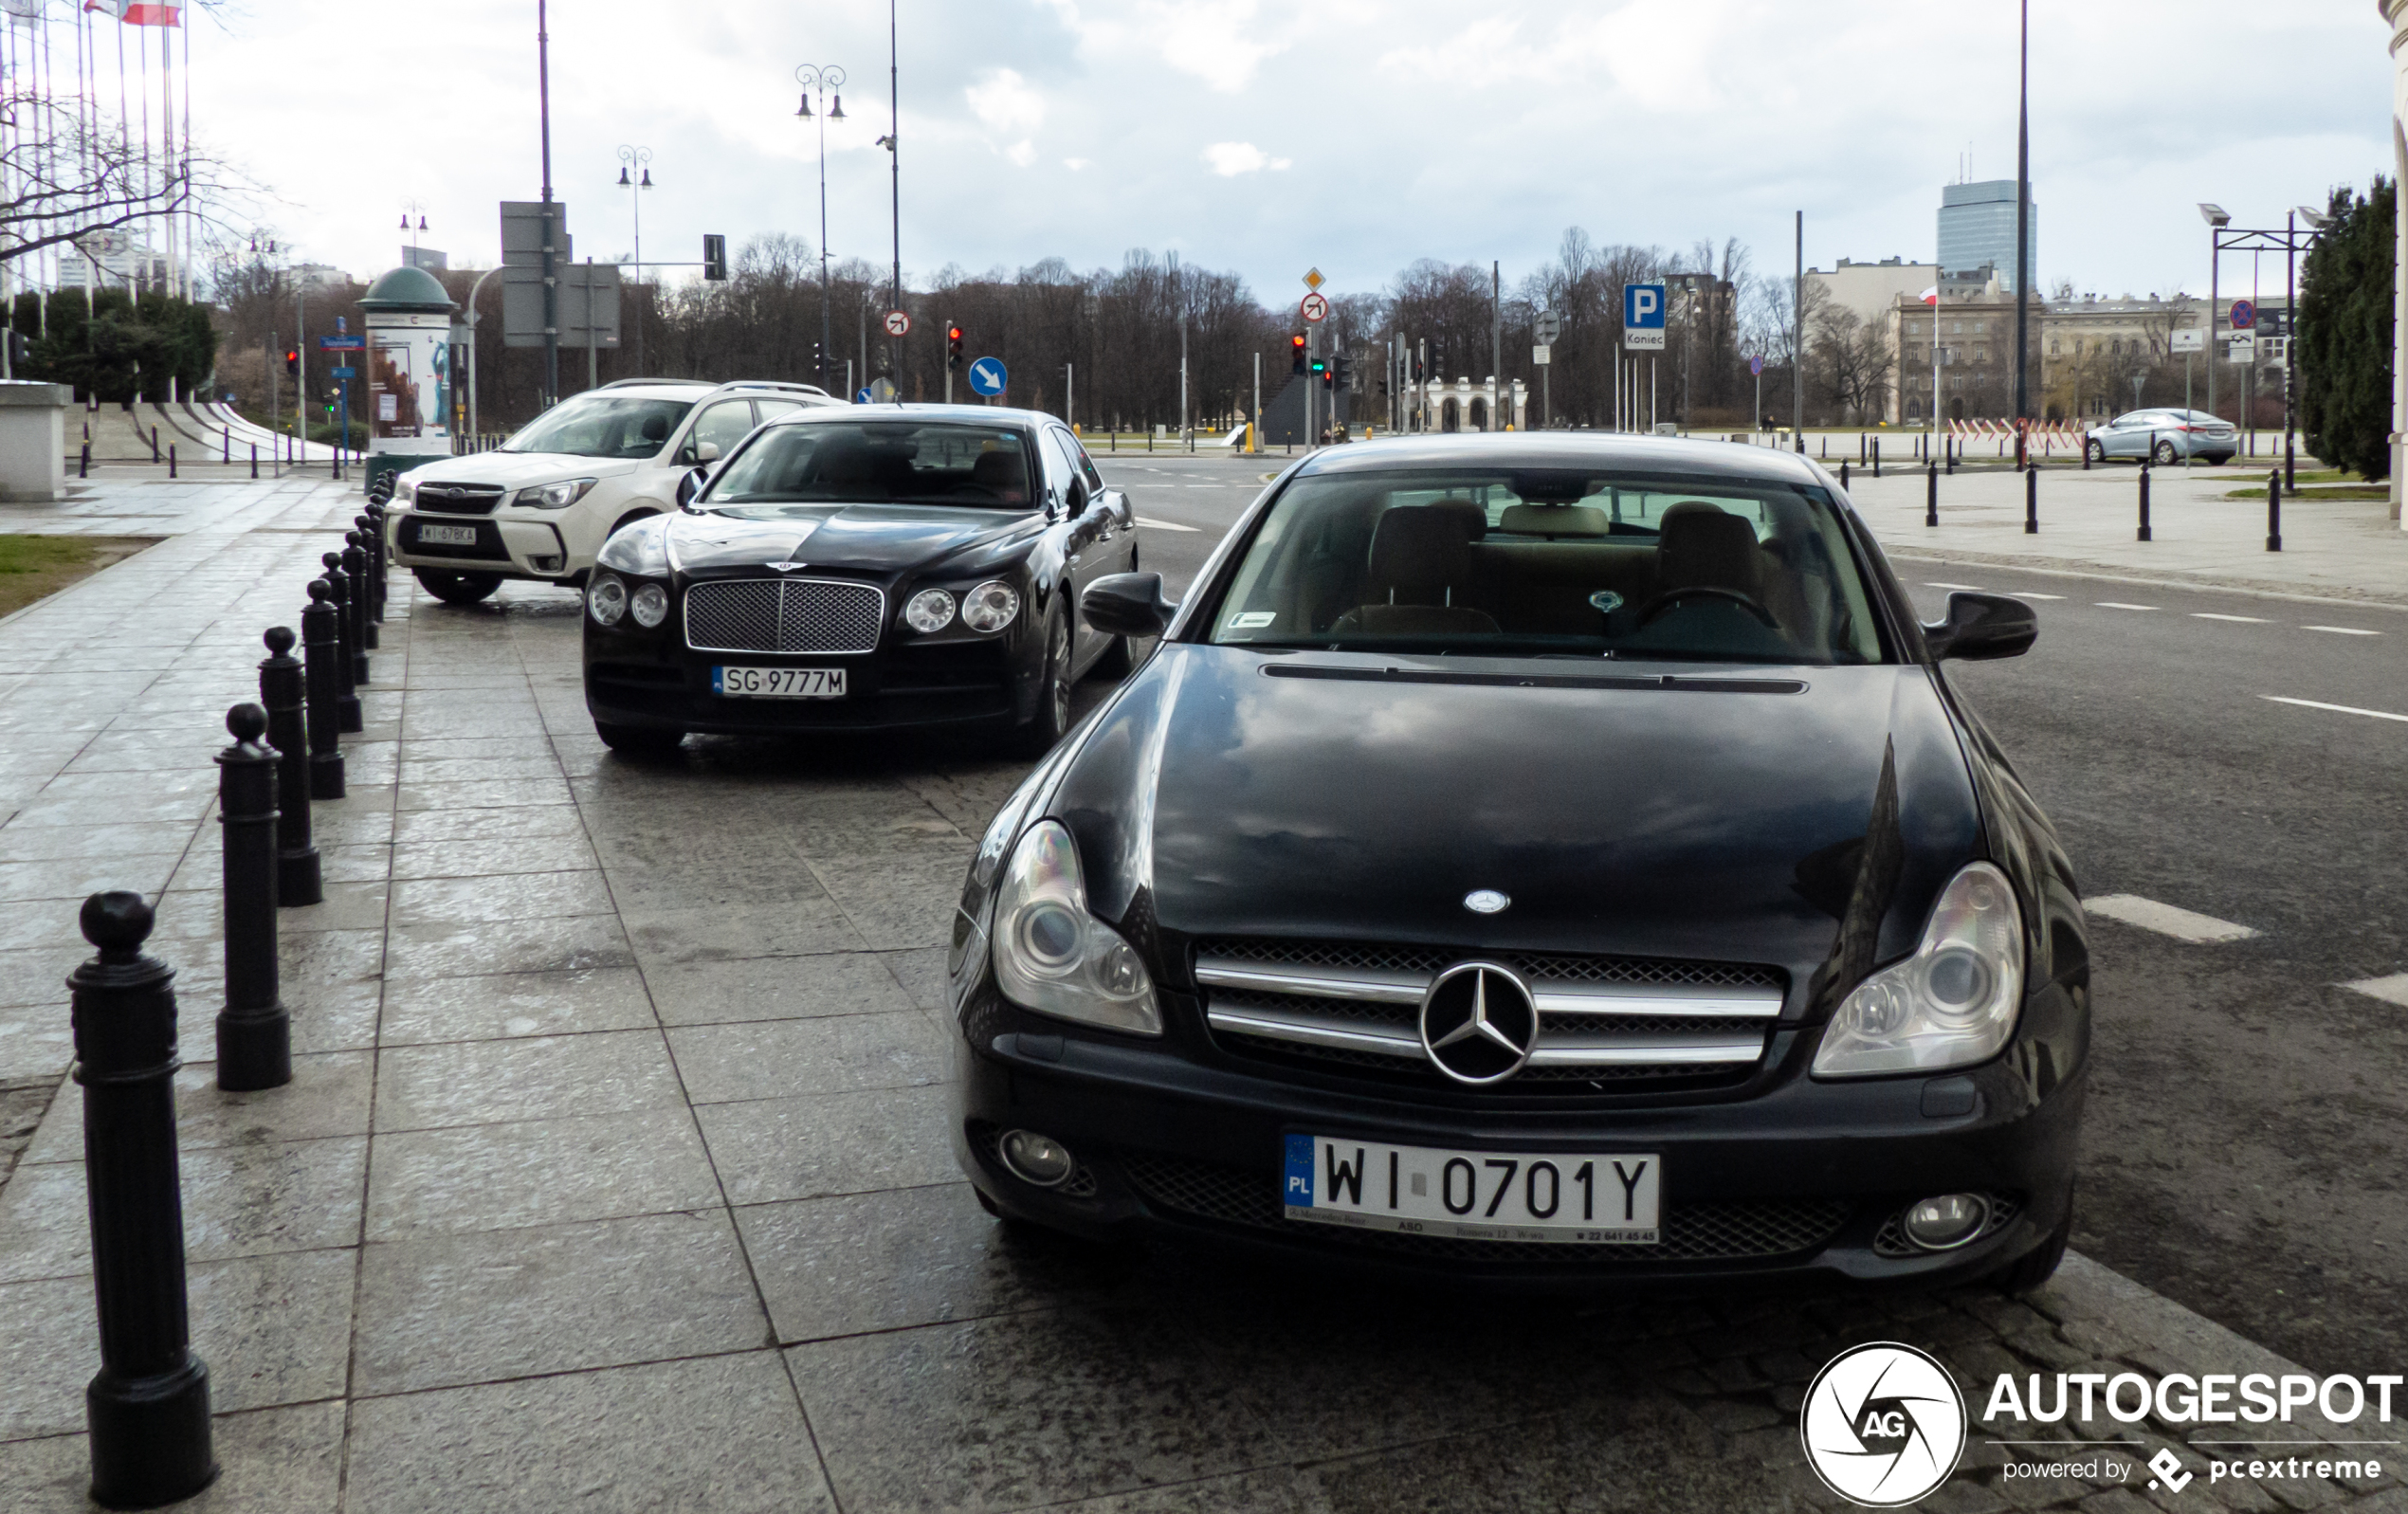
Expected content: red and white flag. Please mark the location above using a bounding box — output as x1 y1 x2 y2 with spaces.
84 0 181 25
1919 286 1939 306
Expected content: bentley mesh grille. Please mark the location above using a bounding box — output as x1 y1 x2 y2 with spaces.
684 578 885 655
1122 1153 1849 1263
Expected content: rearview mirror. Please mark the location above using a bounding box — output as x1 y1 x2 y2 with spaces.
1082 572 1177 639
1924 591 2036 662
675 465 709 507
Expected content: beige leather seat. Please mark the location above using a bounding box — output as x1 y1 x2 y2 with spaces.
1328 505 1500 636
1652 502 1764 599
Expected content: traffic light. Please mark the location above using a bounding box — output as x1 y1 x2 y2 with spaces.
946 322 964 371
702 233 728 282
5 330 28 368
1310 356 1329 390
1333 356 1351 392
284 348 300 378
1290 333 1306 374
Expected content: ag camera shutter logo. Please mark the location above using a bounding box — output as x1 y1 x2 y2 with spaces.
1801 1342 1968 1506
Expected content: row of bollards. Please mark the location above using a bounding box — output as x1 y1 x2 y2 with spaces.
64 499 392 1506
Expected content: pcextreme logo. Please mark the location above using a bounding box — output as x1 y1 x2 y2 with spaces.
1799 1342 1968 1507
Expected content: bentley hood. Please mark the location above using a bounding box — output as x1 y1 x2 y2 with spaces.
1047 647 1985 1007
666 504 1040 577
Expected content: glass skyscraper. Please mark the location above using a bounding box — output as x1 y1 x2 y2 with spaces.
1938 180 2037 293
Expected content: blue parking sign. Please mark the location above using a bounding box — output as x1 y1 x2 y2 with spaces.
1624 283 1667 350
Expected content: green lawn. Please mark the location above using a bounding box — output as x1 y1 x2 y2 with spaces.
0 536 157 620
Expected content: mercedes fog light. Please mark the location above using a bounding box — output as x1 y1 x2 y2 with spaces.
1903 1193 1989 1250
629 583 669 628
998 1129 1075 1188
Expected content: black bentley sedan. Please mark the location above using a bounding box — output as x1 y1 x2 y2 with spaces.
581 406 1139 755
949 432 2089 1289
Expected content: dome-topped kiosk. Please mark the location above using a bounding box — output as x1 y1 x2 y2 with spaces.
357 264 459 493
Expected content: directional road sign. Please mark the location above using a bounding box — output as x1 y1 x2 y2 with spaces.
967 356 1008 397
1304 267 1325 291
884 309 913 337
856 387 874 404
330 367 357 379
2169 329 2204 355
2229 299 2256 331
1623 283 1667 351
1535 310 1561 345
319 335 365 351
1299 292 1328 324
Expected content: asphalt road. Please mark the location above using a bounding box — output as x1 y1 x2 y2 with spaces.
1099 452 2408 1377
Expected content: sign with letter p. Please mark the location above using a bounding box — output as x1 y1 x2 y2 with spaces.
1624 283 1668 350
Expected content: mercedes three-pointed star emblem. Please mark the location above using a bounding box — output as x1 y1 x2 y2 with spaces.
1417 961 1539 1085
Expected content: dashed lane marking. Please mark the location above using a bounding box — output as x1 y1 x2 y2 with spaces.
2096 602 2157 611
2085 894 2261 944
2261 695 2408 723
2344 974 2408 1008
1925 581 1987 591
2008 592 2065 600
2302 625 2382 636
1134 517 1200 532
2193 612 2271 623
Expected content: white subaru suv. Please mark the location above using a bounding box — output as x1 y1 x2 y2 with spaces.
387 379 844 604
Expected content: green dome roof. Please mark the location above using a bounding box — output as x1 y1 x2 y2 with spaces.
358 265 456 312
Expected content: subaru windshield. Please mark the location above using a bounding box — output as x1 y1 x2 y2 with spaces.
502 395 695 460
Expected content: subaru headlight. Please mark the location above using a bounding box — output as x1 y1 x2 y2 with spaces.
961 580 1021 633
629 583 669 629
394 479 416 502
903 587 956 633
991 819 1160 1035
513 478 598 510
1813 862 2023 1078
587 572 627 626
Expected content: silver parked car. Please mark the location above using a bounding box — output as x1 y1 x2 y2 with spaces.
2083 409 2236 465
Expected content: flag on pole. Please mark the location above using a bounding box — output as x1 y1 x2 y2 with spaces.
84 0 180 23
1919 287 1940 306
0 0 45 20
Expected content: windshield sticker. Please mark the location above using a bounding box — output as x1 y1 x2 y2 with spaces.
1229 611 1278 629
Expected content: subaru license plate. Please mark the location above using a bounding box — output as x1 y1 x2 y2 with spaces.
712 666 847 699
416 522 479 547
1284 1134 1659 1244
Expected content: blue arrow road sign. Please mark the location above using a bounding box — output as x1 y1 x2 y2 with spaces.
856 387 873 404
967 356 1008 397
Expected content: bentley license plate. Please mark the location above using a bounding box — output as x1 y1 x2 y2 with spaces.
712 666 847 699
1284 1134 1660 1244
416 522 479 546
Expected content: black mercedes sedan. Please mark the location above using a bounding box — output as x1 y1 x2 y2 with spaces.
948 432 2090 1289
581 406 1139 755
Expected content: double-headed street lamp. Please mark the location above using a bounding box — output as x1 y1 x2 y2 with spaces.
398 200 429 252
796 64 848 390
2200 201 2327 495
617 146 654 374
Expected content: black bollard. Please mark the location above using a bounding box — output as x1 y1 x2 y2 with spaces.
167 444 176 480
222 428 229 465
2267 469 2283 553
1872 436 1880 478
301 582 347 799
71 892 221 1508
319 556 363 730
1925 462 1939 527
249 445 258 481
344 531 378 652
2024 464 2038 535
215 704 290 1091
259 629 321 905
1946 438 1956 476
149 425 159 464
356 514 387 629
79 441 90 478
1838 460 1850 489
2138 461 2153 543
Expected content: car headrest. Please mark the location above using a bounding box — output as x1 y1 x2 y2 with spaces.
808 438 875 486
639 414 670 444
1368 504 1479 595
1655 502 1760 592
1500 503 1608 537
971 448 1027 497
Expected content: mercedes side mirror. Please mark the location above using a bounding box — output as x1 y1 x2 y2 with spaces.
1924 591 2036 662
1082 572 1177 639
675 465 709 508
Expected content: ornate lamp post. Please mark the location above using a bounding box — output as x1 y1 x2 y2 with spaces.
397 201 429 255
616 146 654 373
795 66 848 390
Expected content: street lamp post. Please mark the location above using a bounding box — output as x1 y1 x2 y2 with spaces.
2288 204 2330 497
2012 0 2032 468
615 146 653 374
2202 205 2325 491
398 201 429 255
795 67 848 392
2199 204 2229 427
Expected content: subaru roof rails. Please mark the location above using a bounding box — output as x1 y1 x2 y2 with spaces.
599 376 714 389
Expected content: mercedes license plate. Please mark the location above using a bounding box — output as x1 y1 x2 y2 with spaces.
1284 1134 1660 1244
712 666 847 699
416 522 479 547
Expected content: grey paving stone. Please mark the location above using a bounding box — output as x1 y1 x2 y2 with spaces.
366 1107 721 1240
1031 1470 1321 1514
351 1209 766 1395
0 1005 73 1080
20 1050 374 1164
343 1350 834 1514
0 853 183 904
389 869 615 927
389 802 582 846
382 913 633 981
646 950 916 1026
389 832 597 880
879 945 952 1013
0 1137 365 1282
374 1028 683 1130
319 842 395 883
620 898 864 966
697 1083 958 1205
0 944 99 1010
0 1401 346 1513
152 879 391 937
0 821 207 863
806 848 966 949
668 1012 947 1104
379 966 656 1044
788 1306 1263 1514
395 776 575 812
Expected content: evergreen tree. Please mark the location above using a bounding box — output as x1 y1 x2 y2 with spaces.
2297 176 2394 480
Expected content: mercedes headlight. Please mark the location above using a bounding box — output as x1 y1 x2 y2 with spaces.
903 587 957 633
991 819 1160 1035
961 580 1021 633
513 478 598 510
629 583 669 629
1813 862 2024 1078
587 572 627 626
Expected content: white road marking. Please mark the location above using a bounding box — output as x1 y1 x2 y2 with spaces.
2261 695 2408 723
2192 612 2270 623
2085 894 2261 944
2343 974 2408 1009
2302 625 2382 636
1134 516 1199 533
2009 592 2065 600
2096 602 2157 611
1925 581 1986 591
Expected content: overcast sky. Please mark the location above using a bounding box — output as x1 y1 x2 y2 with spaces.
174 0 2393 309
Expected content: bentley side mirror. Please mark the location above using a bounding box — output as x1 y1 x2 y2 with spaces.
1924 591 2036 662
1082 572 1177 639
675 465 709 508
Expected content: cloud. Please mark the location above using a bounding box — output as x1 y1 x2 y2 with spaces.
965 68 1046 136
1150 1 1286 91
1204 141 1289 176
1007 141 1038 168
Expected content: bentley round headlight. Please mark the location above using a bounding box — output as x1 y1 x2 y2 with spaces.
903 587 956 634
629 583 669 629
961 580 1020 633
587 575 627 626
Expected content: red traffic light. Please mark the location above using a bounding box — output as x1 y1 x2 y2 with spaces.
1290 333 1307 374
283 348 300 377
945 321 964 371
